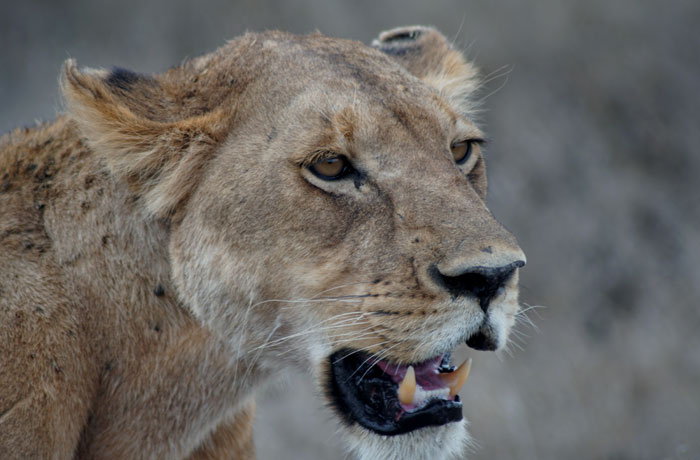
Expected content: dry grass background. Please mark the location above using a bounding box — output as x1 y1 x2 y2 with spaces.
2 0 699 458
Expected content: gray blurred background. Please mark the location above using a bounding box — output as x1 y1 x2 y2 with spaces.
2 0 699 458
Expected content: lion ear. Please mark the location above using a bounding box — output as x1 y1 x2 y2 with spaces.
372 26 479 115
61 59 226 218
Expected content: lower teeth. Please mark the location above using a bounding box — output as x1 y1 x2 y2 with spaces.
409 386 451 407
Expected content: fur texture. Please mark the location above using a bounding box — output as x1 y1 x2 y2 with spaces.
0 26 524 459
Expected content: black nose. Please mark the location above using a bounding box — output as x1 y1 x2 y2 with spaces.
432 261 524 312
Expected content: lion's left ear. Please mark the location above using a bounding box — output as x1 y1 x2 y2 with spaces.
372 26 479 115
61 59 228 218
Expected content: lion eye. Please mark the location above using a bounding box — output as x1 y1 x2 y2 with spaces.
309 156 348 180
451 140 472 164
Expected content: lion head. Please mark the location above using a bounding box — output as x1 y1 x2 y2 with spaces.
62 26 525 459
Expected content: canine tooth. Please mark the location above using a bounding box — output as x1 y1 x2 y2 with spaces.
438 357 470 386
449 358 472 397
398 366 416 405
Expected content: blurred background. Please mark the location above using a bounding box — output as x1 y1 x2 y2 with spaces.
2 0 699 458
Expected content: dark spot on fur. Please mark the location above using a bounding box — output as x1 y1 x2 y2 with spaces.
410 294 416 298
158 216 172 229
376 333 392 342
230 77 236 86
104 360 114 372
383 281 391 285
372 293 380 297
24 241 34 250
81 201 90 211
38 158 57 181
101 235 110 246
481 246 493 254
153 323 161 332
154 285 165 297
67 329 76 338
1 181 11 192
374 310 400 316
373 278 382 284
107 67 144 90
353 175 365 190
267 127 277 142
34 202 45 210
34 306 45 314
84 175 95 189
30 353 35 360
25 163 37 173
413 238 420 243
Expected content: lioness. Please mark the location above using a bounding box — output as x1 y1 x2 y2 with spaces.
0 26 525 459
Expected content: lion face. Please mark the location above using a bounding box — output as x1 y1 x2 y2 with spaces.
63 26 524 459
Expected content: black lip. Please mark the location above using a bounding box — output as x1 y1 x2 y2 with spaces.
327 349 463 436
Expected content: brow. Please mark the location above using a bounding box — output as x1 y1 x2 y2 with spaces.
289 105 360 167
454 118 485 142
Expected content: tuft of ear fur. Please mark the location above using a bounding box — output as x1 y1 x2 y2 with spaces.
61 59 227 218
372 26 480 116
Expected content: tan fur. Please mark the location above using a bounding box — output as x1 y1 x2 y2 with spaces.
186 401 255 460
0 27 524 459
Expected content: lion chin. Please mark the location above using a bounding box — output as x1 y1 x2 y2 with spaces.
345 420 469 460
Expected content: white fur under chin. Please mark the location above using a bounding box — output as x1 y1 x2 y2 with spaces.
344 419 470 460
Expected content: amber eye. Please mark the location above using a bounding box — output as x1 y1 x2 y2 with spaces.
451 140 473 164
309 156 349 180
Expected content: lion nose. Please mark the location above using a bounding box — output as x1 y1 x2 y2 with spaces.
432 260 525 312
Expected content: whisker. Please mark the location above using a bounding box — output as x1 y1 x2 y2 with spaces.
332 340 392 366
478 72 510 103
479 64 513 86
515 314 538 331
246 320 372 353
309 281 379 298
518 303 547 315
326 332 382 347
272 330 381 358
239 322 281 389
263 297 366 310
450 13 467 47
357 343 402 383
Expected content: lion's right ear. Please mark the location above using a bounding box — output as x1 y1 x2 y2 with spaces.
61 59 227 218
372 26 480 116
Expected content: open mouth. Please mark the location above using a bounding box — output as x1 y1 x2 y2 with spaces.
327 349 471 435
